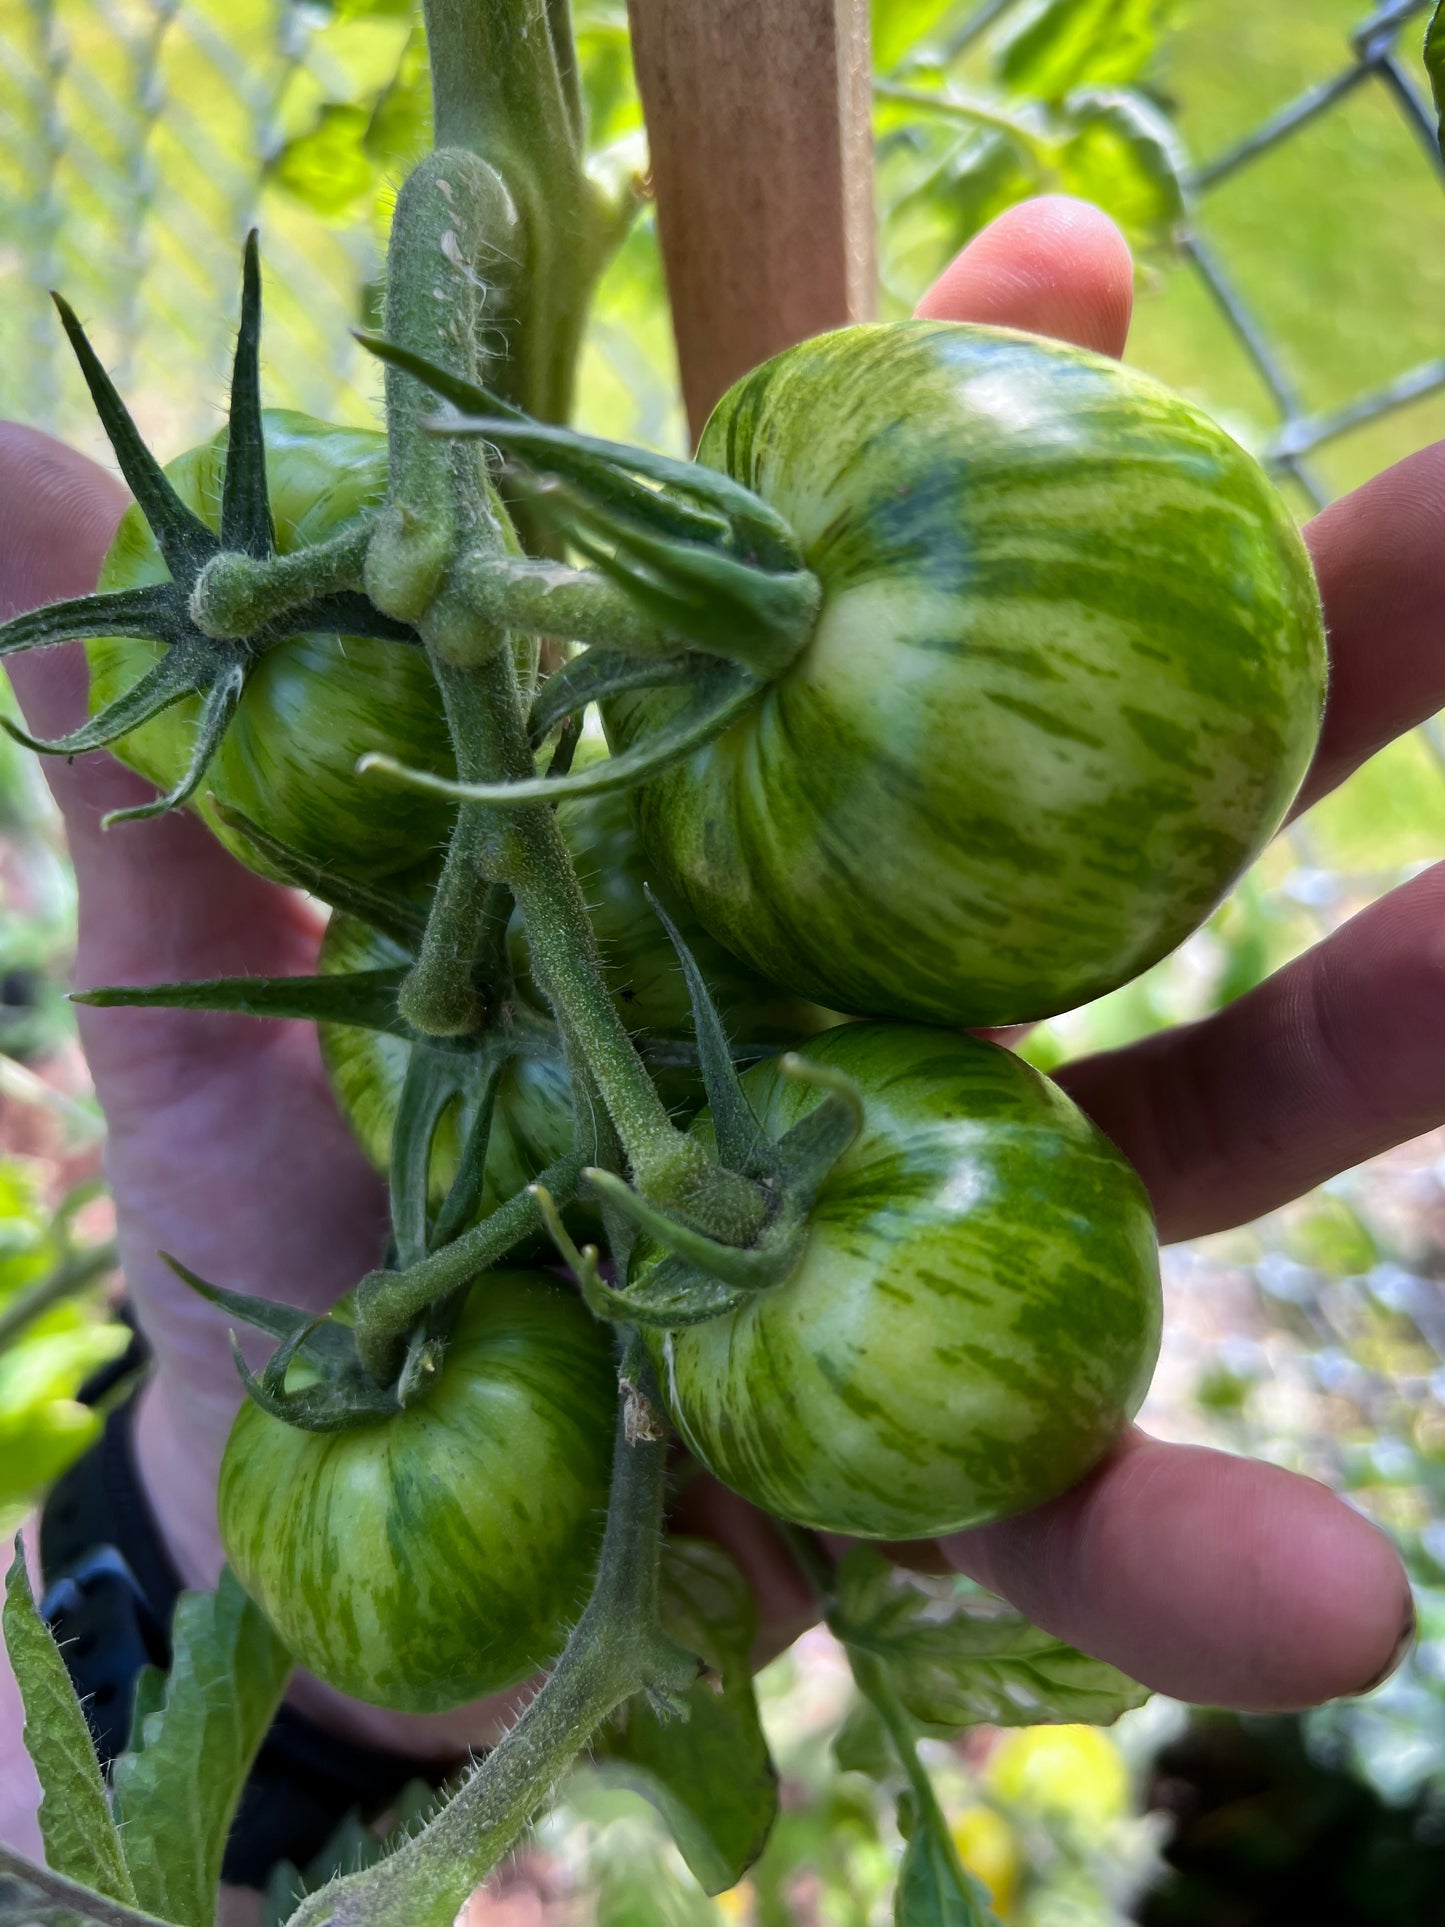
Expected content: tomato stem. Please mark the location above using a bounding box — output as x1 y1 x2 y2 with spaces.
188 520 375 640
285 1349 696 1927
419 0 636 436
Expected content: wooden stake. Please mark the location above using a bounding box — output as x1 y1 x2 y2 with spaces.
626 0 875 440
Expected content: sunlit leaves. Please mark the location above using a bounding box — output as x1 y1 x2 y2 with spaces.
834 1551 1149 1732
876 0 1189 302
994 0 1181 102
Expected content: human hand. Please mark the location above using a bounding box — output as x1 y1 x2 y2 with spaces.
0 198 1422 1866
907 194 1419 1710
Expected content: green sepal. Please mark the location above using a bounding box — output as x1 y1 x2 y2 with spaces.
229 1339 405 1432
74 967 409 1035
584 1167 798 1294
164 1253 406 1431
771 1053 865 1203
101 660 247 826
355 329 804 564
161 1253 358 1369
208 800 427 946
253 1317 327 1403
361 658 762 807
391 1045 471 1269
644 887 770 1179
9 244 410 845
531 1179 739 1333
532 1183 750 1329
0 582 187 660
0 642 207 757
527 645 693 746
52 292 218 579
221 231 275 559
508 468 819 678
430 1049 505 1249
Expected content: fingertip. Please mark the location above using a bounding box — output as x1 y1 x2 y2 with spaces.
943 1435 1412 1711
915 195 1134 359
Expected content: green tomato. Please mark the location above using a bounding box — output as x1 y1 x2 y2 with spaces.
645 1023 1160 1540
319 912 576 1216
607 321 1326 1027
90 411 461 880
217 1272 616 1713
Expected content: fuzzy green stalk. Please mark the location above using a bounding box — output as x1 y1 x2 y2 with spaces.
421 0 633 434
189 520 375 639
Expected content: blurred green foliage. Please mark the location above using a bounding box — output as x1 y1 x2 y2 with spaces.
0 1161 125 1532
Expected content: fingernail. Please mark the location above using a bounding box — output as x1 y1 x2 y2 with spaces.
1352 1592 1417 1698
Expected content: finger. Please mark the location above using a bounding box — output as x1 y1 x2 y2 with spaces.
944 1430 1413 1710
915 194 1134 358
1294 441 1445 815
1058 861 1445 1242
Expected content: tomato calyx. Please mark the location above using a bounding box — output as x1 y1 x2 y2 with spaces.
345 333 821 816
162 1252 447 1432
536 898 863 1332
0 236 414 828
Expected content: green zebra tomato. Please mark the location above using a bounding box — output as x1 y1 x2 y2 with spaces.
89 411 459 880
217 1272 616 1712
645 1023 1161 1541
607 321 1326 1027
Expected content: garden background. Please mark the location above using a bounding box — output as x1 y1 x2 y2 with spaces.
3 1 1445 1920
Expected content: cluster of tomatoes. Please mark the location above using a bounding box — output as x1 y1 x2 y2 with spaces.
80 320 1326 1712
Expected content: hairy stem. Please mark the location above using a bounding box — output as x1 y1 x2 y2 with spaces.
189 521 373 638
420 0 623 432
354 1152 584 1380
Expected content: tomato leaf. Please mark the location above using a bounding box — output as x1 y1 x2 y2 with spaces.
269 104 378 219
834 1550 1149 1730
2 1541 135 1909
1427 2 1445 161
110 1569 292 1927
1051 88 1186 250
993 0 1179 103
872 0 964 74
894 1805 1000 1926
833 1694 897 1781
598 1539 778 1894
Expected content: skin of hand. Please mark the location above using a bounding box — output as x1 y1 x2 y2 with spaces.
0 195 1424 1864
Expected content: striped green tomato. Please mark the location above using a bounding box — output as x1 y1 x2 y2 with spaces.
606 321 1326 1027
217 1272 616 1712
90 412 460 881
644 1023 1161 1541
